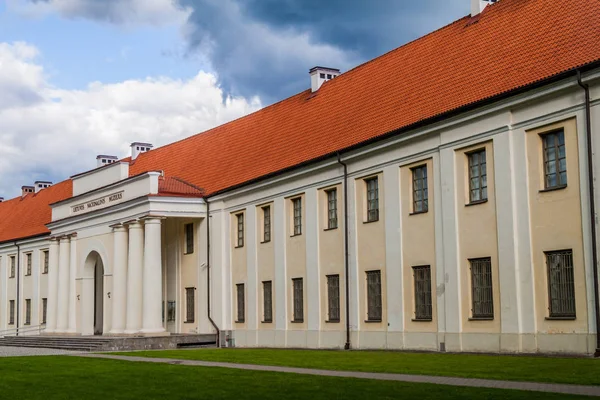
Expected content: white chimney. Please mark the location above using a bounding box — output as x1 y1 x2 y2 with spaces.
34 181 52 193
96 155 119 167
131 142 153 160
22 186 34 197
471 0 497 16
309 67 340 93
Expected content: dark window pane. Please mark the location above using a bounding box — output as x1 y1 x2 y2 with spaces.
236 284 245 322
292 278 304 322
468 149 487 203
413 266 432 320
327 275 340 322
366 270 382 321
470 258 494 318
546 250 576 318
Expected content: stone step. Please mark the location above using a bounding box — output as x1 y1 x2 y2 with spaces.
0 342 96 351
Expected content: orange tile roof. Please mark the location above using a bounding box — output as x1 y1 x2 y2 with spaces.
1 0 599 244
156 176 205 197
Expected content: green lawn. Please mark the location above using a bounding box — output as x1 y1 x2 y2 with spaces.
0 355 587 399
110 348 600 386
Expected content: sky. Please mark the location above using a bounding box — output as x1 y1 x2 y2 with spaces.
0 0 469 198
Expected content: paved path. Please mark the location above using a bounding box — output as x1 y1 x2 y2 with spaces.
0 346 80 357
80 353 600 397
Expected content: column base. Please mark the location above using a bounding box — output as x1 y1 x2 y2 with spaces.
124 329 142 335
140 328 169 337
107 329 125 336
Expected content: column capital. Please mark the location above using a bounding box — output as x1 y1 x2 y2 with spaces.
124 219 143 229
140 216 165 225
109 223 127 231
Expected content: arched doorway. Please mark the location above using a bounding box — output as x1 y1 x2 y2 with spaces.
82 251 106 336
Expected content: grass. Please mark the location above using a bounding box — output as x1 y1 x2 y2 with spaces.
110 348 600 386
0 355 588 399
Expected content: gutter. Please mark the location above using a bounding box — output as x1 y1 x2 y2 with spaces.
13 241 20 336
337 153 351 350
204 198 220 347
577 71 600 357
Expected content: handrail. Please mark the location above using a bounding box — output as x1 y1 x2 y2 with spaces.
0 324 46 337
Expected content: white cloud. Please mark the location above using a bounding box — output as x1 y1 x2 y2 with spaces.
0 42 261 198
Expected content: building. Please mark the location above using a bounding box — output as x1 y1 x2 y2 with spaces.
0 0 599 354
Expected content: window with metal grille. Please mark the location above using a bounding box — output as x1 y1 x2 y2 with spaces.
470 257 494 319
327 274 340 322
185 223 194 254
292 278 304 322
542 130 567 189
42 298 47 324
412 165 428 213
263 281 273 323
468 149 487 203
25 299 31 325
185 287 195 323
366 270 382 321
26 253 32 276
10 256 15 278
546 250 576 318
365 178 379 222
292 198 302 235
326 189 338 229
263 206 271 242
236 213 244 247
9 300 14 325
413 266 432 321
236 283 245 323
167 301 176 322
43 251 49 274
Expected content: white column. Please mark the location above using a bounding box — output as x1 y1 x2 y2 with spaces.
56 236 71 332
67 234 77 333
45 238 60 333
125 221 144 334
110 225 128 334
141 218 165 334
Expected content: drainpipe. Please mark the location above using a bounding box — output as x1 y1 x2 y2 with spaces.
13 241 20 336
336 153 351 350
577 71 600 357
204 197 220 347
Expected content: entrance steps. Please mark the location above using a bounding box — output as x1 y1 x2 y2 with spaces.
0 334 217 352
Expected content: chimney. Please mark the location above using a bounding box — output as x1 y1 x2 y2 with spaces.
96 155 119 168
309 66 340 92
21 186 34 197
34 181 52 193
471 0 497 16
130 142 153 160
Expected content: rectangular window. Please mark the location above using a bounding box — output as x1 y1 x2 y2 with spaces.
326 189 338 229
9 300 14 325
185 223 194 254
365 177 379 222
25 299 31 325
185 288 195 323
236 283 245 323
26 253 32 276
292 278 304 322
167 301 176 322
262 206 271 243
366 270 382 321
470 257 494 319
263 281 273 323
468 149 487 203
542 130 567 189
327 274 340 322
42 298 47 324
292 198 302 235
236 213 244 247
413 266 432 321
10 256 15 278
546 250 576 318
43 251 49 274
412 165 428 213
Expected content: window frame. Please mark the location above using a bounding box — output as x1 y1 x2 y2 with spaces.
541 129 568 191
545 249 576 319
365 177 380 222
42 250 49 274
366 270 382 322
411 164 429 214
326 274 341 322
25 253 32 276
42 298 47 324
292 197 302 236
325 189 338 230
262 206 271 243
262 280 273 323
292 278 304 323
25 299 31 325
9 300 15 325
235 213 245 248
167 301 176 323
467 148 488 205
185 287 195 323
412 265 433 321
236 283 245 323
184 223 194 254
9 256 15 279
469 257 494 320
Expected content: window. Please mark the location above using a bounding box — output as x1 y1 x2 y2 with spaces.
326 189 338 229
185 223 194 254
25 253 32 276
42 251 49 274
413 266 432 321
470 257 494 319
292 198 302 235
167 301 176 322
542 130 567 189
25 299 31 325
292 278 304 322
327 275 340 322
9 300 14 325
412 165 428 213
9 256 15 278
365 177 379 222
262 206 271 243
468 149 487 203
185 288 195 323
236 284 245 323
42 298 47 324
546 250 576 318
236 213 244 247
366 270 382 321
263 281 273 323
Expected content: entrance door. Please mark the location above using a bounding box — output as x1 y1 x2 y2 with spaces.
94 261 104 335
